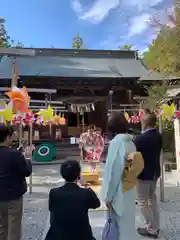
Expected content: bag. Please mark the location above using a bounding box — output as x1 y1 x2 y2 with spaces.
102 208 119 240
122 152 144 192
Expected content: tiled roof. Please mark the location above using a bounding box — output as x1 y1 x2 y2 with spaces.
0 56 150 79
0 48 158 79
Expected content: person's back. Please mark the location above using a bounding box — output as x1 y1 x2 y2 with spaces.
0 124 32 240
134 113 162 238
45 160 100 240
135 128 162 180
0 147 32 201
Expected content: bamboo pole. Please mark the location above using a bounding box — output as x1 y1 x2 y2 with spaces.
29 123 33 195
18 122 23 147
159 116 165 202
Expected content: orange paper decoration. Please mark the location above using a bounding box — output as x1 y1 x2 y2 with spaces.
53 115 61 125
5 86 30 113
59 115 66 125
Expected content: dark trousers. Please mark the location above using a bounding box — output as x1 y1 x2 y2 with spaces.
0 197 23 240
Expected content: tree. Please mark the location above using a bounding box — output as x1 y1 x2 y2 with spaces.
149 7 175 28
143 5 180 76
0 18 10 47
0 18 23 48
119 44 132 50
142 27 176 76
72 33 85 49
141 81 168 111
174 5 180 76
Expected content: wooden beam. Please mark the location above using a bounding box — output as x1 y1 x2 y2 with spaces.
0 87 57 93
61 96 105 102
120 104 139 107
30 99 63 104
0 48 36 56
134 96 180 100
29 105 66 110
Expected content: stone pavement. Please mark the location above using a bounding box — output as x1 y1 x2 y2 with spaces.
22 164 180 239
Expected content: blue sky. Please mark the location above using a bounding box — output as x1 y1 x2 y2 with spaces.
1 0 172 52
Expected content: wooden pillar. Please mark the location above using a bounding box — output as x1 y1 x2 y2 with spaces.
95 100 107 133
127 90 132 103
77 113 80 127
11 57 18 87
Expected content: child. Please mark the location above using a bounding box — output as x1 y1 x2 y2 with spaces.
45 160 100 240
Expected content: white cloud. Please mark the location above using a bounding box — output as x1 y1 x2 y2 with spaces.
71 0 83 13
128 13 150 36
71 0 165 24
122 0 164 11
80 0 120 23
71 0 120 23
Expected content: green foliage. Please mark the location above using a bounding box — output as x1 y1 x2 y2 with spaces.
161 119 175 154
174 6 180 76
119 44 132 50
142 27 176 76
72 33 84 49
0 18 23 49
0 18 10 47
141 81 168 111
141 82 175 154
142 5 180 76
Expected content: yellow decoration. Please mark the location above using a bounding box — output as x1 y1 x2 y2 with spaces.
160 104 175 119
124 112 129 120
0 105 13 125
36 105 53 124
161 112 165 121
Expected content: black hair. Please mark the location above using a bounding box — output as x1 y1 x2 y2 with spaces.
60 160 81 182
142 112 157 128
108 112 128 134
88 124 96 130
0 124 14 143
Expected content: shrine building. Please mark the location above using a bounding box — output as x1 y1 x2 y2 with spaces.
0 48 165 139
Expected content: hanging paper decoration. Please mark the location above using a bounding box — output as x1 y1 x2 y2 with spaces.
36 105 53 124
5 86 30 113
11 112 35 126
59 114 66 125
138 110 144 118
124 112 129 121
125 103 180 124
160 104 175 119
53 115 61 125
175 111 180 118
52 114 66 125
0 104 13 125
124 112 141 123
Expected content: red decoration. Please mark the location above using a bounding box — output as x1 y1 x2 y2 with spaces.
175 111 180 119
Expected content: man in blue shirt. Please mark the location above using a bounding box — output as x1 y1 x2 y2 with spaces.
135 112 162 239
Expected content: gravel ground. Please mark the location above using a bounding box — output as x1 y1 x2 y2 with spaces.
90 187 180 240
22 196 48 240
22 165 180 240
22 187 180 240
